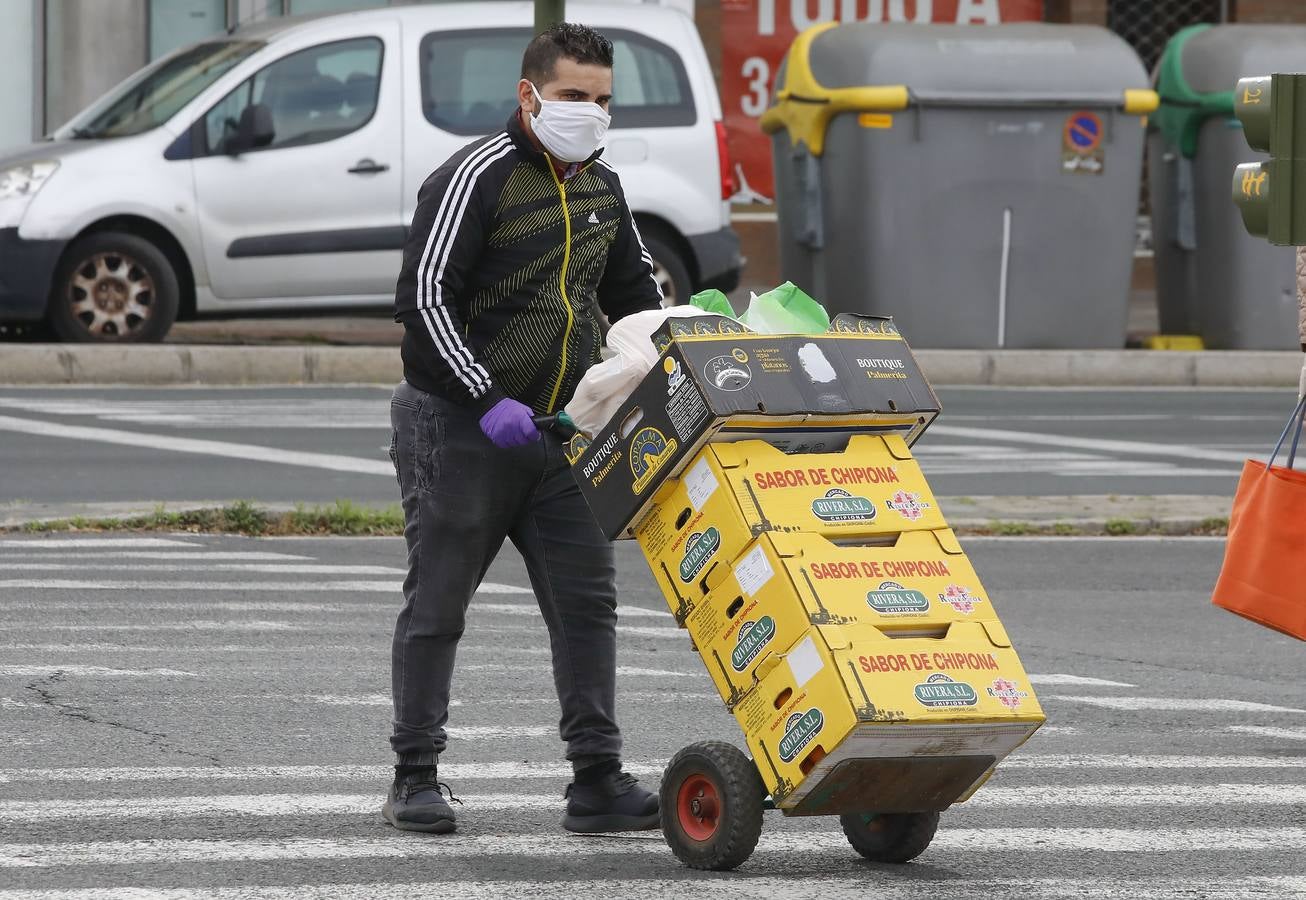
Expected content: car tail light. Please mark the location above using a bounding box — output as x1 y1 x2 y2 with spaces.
715 120 736 201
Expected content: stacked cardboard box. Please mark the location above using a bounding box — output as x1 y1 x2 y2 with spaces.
568 318 1044 818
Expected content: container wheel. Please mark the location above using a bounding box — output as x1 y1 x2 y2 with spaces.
660 740 766 871
840 811 940 863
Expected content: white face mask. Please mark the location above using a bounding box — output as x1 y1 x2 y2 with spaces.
529 83 611 163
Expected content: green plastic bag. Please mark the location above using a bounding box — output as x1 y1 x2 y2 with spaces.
738 281 830 334
689 289 736 317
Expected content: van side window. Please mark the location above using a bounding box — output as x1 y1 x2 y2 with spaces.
202 37 383 155
420 28 695 136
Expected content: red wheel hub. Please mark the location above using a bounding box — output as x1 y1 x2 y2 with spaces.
676 773 721 841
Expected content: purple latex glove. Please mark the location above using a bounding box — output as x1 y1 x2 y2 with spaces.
479 397 541 449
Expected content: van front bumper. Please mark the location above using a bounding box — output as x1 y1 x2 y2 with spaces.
0 228 64 321
687 226 742 294
0 225 64 321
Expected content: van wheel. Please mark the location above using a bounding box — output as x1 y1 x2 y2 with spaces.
643 234 691 308
48 232 179 343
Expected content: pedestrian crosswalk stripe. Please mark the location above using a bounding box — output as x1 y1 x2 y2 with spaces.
0 580 530 594
1 877 1304 900
1024 674 1135 687
0 552 315 561
0 784 1302 826
3 828 1305 868
0 563 407 575
1227 725 1306 742
0 665 198 678
1048 695 1305 714
0 538 199 549
1004 754 1306 769
473 603 673 619
0 755 1302 785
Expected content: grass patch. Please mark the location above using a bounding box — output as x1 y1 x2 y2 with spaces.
984 520 1038 536
17 500 404 537
1104 517 1142 536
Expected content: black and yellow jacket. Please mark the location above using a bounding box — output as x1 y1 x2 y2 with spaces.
394 112 663 415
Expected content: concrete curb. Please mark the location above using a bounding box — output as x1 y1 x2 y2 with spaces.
0 344 1301 387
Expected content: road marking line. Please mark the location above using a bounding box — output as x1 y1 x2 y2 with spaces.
1 877 1304 900
1004 754 1306 769
459 664 691 678
0 698 43 710
0 551 315 561
926 423 1256 465
1047 696 1305 714
0 538 199 549
961 536 1229 543
472 602 673 620
0 665 198 678
0 415 394 475
0 564 407 574
1 755 1302 785
0 642 563 655
1026 674 1136 687
2 828 1304 867
2 784 1302 826
298 691 720 707
0 623 304 633
614 625 686 639
445 726 555 738
0 602 344 612
0 580 529 594
1227 725 1306 741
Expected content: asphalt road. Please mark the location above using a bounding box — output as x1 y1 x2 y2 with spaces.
0 533 1302 898
0 387 1294 516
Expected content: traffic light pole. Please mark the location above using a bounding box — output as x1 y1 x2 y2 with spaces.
1233 74 1306 246
535 0 565 34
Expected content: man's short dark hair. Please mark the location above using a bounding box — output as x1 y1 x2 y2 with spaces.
521 23 614 84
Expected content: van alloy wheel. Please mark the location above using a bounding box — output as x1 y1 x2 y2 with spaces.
49 231 179 343
68 251 156 339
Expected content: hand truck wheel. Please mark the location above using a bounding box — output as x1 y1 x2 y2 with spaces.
660 740 766 871
840 810 940 863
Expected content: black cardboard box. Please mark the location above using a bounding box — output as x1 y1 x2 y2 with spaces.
565 314 940 540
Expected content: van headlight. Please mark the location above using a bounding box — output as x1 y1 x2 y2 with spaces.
0 161 59 200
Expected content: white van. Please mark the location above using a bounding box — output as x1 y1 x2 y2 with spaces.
0 3 740 342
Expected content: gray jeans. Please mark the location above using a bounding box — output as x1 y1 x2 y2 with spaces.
387 380 622 764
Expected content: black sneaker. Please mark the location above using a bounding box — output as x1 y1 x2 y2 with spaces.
382 767 458 834
562 771 660 833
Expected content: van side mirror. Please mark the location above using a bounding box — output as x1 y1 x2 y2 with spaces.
227 104 275 155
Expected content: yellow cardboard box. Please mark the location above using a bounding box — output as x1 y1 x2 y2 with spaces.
730 621 1044 815
635 435 947 613
682 529 1001 708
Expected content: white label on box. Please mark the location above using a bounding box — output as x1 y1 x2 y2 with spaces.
684 457 719 512
787 635 824 689
735 544 775 597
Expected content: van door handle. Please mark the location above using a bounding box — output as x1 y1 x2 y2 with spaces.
348 159 389 174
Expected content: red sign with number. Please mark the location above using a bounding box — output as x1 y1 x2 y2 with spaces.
722 0 1044 202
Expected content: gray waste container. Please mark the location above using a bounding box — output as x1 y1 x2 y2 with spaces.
1150 24 1306 350
761 23 1154 349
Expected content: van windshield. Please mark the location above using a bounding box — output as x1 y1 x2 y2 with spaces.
58 40 264 140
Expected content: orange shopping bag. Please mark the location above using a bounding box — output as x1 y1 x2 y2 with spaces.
1211 396 1306 640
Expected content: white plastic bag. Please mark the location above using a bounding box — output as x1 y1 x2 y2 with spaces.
566 307 708 436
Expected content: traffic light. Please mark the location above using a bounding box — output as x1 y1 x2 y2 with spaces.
1232 74 1306 246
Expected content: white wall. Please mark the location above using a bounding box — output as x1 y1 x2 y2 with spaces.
0 0 36 152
